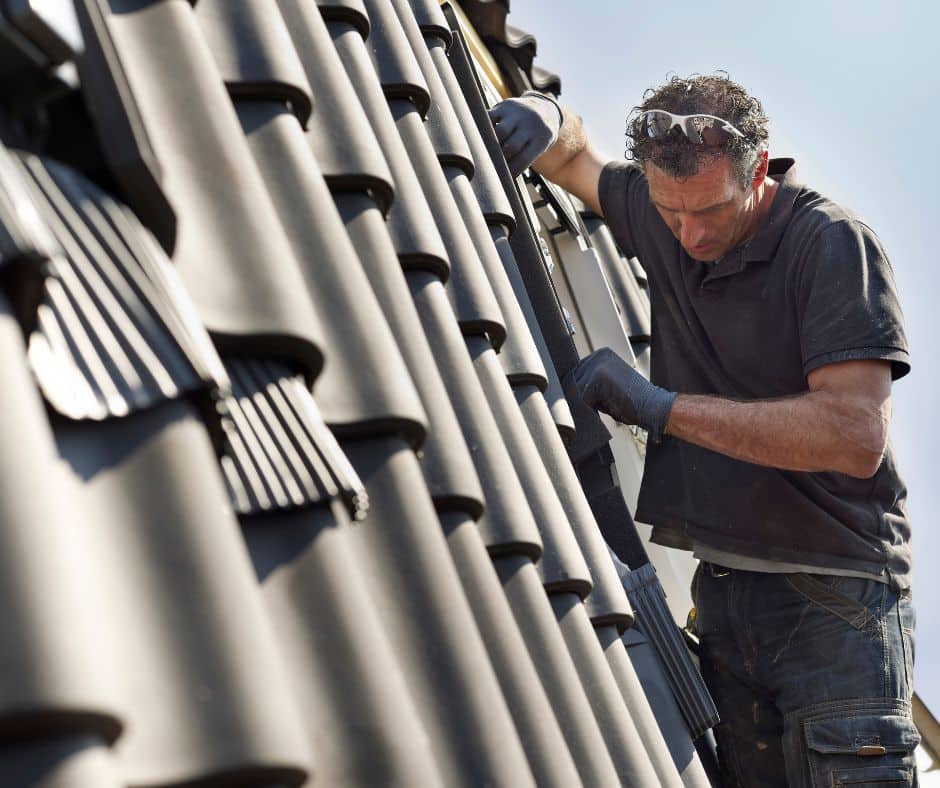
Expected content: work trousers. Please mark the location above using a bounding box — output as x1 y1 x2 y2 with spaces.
693 564 919 787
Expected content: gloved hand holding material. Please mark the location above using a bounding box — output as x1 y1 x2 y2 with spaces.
569 347 677 442
488 91 563 176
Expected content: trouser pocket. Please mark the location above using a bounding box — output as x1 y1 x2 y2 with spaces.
785 698 920 787
784 573 876 631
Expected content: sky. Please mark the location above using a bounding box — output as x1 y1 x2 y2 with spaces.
507 0 940 708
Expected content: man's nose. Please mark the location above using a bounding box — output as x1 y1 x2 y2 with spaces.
679 216 707 249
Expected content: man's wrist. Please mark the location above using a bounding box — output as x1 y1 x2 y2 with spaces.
643 386 677 443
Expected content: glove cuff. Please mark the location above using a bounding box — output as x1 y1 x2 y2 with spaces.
645 389 677 444
521 90 563 140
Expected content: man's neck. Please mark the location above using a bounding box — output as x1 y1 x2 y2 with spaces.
747 175 779 239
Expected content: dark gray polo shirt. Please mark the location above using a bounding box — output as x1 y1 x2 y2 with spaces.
598 157 913 588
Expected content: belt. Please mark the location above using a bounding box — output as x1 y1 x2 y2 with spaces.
701 561 732 578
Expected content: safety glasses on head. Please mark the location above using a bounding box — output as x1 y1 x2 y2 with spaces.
637 109 746 146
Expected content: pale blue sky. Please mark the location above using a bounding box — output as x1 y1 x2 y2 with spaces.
508 0 940 706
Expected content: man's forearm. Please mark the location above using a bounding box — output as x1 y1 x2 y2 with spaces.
532 105 589 180
664 390 889 478
532 106 606 214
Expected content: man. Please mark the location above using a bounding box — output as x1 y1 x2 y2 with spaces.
489 75 917 787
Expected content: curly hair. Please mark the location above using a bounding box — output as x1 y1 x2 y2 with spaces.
626 73 769 187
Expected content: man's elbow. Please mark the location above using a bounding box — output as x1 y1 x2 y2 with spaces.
841 421 889 479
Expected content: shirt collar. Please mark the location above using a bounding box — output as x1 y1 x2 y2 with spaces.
745 157 801 263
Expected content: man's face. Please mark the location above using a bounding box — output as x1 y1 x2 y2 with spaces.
645 156 757 262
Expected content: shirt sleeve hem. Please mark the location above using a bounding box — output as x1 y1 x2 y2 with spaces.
802 346 911 381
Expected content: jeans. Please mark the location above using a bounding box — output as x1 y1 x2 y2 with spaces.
692 564 918 787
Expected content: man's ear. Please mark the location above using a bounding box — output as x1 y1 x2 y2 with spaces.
751 150 770 190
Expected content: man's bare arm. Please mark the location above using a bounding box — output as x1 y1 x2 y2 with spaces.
665 359 892 478
531 106 609 215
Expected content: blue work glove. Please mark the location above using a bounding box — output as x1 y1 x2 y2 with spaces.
569 348 677 442
488 91 563 177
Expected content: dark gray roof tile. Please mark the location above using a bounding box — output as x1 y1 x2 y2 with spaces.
470 342 591 593
220 357 368 519
18 153 228 433
194 0 313 126
495 553 623 786
409 269 541 557
74 0 327 379
277 0 394 211
342 436 537 788
361 0 430 115
442 512 583 788
332 23 449 278
392 0 473 175
441 32 614 448
490 227 574 427
582 212 652 341
514 383 634 629
240 101 427 442
56 399 312 786
0 735 122 788
395 108 506 344
0 295 121 744
597 625 692 788
530 64 562 95
242 501 445 787
407 0 451 45
337 191 484 515
315 0 370 39
448 172 546 386
620 628 714 786
550 592 663 786
454 1 563 97
436 31 515 232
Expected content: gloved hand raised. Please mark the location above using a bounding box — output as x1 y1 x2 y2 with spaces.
569 348 677 442
487 91 563 177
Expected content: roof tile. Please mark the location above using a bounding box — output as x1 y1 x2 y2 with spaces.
57 400 313 786
0 1 719 784
339 197 485 515
315 0 370 39
395 107 506 344
551 591 663 785
332 21 448 277
361 0 431 115
75 0 327 378
342 436 537 787
242 501 445 787
194 0 313 126
278 0 394 211
469 337 590 590
598 624 692 787
239 101 426 442
495 553 624 785
442 512 583 788
0 294 121 745
409 270 541 557
20 153 227 429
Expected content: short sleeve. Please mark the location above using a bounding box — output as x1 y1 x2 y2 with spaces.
598 160 647 258
798 219 910 380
